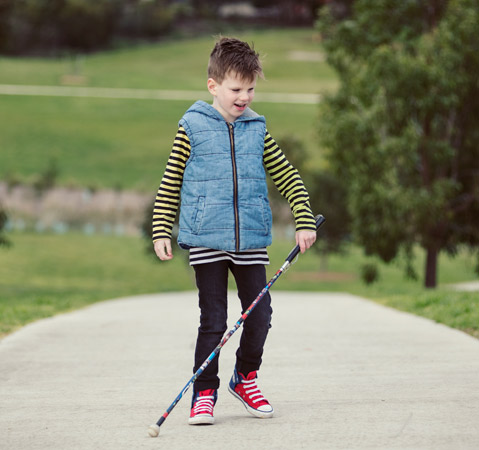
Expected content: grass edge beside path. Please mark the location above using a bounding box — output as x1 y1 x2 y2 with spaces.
1 233 478 340
372 289 479 340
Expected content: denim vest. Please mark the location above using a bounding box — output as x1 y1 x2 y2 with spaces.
177 100 273 252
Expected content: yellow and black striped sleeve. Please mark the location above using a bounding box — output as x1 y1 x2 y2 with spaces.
152 126 191 242
263 131 316 231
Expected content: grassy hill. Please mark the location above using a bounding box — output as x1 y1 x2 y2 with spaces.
0 28 335 191
0 29 335 92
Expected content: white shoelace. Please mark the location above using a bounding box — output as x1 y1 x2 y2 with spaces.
241 378 267 404
192 395 215 415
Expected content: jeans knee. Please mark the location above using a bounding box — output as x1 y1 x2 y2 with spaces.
199 309 227 335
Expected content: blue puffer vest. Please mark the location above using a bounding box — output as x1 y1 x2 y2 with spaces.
177 100 273 252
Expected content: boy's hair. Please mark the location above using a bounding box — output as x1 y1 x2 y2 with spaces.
208 37 263 83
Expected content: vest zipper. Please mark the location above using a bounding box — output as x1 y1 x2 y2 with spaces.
227 122 240 252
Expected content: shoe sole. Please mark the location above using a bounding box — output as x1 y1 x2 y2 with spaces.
228 385 274 419
188 414 215 425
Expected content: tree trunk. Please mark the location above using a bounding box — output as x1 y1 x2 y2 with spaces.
425 246 438 288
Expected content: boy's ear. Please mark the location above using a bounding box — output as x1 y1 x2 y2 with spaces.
207 78 218 96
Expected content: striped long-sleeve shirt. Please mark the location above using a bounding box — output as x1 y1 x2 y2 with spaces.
152 126 316 260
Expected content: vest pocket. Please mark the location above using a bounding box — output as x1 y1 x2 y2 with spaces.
260 195 272 235
191 196 205 234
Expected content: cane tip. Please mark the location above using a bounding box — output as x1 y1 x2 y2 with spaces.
148 424 160 437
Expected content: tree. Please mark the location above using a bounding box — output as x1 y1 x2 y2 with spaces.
0 0 13 51
56 0 121 52
251 0 327 24
1 0 180 55
2 0 121 54
317 0 479 287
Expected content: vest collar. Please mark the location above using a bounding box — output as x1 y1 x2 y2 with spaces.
187 100 265 123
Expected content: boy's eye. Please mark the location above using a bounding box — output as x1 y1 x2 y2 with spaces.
230 87 254 93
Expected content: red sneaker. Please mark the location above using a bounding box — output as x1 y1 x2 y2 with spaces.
189 389 217 425
228 369 274 418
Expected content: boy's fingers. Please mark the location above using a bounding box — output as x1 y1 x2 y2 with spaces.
297 237 307 254
297 231 317 253
301 238 310 253
164 240 173 258
154 240 173 260
154 242 163 259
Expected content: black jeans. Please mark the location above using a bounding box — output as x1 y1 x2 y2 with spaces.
192 261 272 391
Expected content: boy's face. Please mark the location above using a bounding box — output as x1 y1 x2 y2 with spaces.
207 71 257 123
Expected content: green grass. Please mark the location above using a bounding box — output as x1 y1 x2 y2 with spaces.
0 232 194 336
374 291 479 339
0 29 328 191
0 96 319 191
1 232 477 338
0 29 336 92
267 241 479 339
1 29 329 190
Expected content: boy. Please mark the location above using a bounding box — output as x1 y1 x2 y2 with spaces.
152 37 317 425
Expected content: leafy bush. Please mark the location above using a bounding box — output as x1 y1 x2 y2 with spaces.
361 263 379 285
119 0 176 39
57 0 120 51
1 0 179 55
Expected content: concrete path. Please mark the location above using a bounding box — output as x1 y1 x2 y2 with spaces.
450 281 479 292
0 84 320 104
1 291 478 450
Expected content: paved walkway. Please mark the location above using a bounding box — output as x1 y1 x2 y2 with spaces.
1 291 478 450
450 281 479 292
0 84 320 104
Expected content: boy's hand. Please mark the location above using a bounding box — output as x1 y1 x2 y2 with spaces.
295 230 317 254
154 239 173 261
